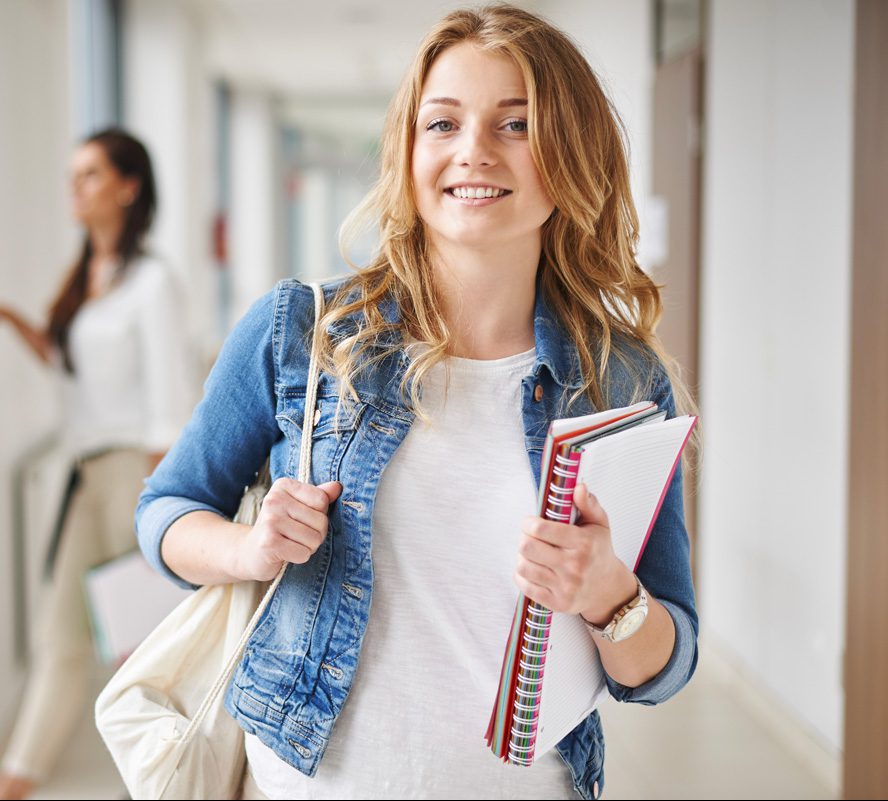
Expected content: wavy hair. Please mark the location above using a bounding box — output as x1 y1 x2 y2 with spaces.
318 3 698 467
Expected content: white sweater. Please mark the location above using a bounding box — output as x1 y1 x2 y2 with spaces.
55 254 196 457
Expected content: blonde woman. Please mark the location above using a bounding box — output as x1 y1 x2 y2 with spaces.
136 6 699 799
0 129 194 801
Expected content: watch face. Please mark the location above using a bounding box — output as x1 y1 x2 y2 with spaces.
614 607 647 641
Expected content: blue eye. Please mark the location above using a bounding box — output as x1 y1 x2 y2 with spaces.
427 118 455 133
504 119 528 134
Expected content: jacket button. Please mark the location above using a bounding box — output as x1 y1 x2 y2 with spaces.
288 739 312 759
313 408 321 425
533 384 544 402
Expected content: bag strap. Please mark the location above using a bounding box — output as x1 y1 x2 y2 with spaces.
183 281 326 743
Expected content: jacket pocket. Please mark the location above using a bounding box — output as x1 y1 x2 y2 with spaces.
276 394 365 484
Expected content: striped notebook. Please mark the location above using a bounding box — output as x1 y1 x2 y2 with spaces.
485 401 697 764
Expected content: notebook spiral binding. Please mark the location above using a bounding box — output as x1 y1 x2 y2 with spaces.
507 449 581 765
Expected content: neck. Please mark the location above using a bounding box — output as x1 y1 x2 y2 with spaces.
428 233 539 360
89 218 125 259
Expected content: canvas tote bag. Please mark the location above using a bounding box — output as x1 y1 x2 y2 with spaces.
95 282 326 799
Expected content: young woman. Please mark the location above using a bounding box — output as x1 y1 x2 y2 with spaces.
0 129 194 800
136 6 699 800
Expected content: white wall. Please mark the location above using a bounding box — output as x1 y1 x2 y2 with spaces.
699 0 854 754
229 91 279 326
0 0 78 726
123 0 216 363
297 169 336 286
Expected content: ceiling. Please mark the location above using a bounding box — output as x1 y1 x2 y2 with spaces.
189 0 545 98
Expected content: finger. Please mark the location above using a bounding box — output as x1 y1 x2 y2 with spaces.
521 515 584 549
261 490 330 535
274 478 335 512
513 571 557 610
271 535 317 566
521 514 564 544
285 502 331 537
518 533 563 569
317 481 343 503
573 483 609 528
272 515 327 552
515 555 559 590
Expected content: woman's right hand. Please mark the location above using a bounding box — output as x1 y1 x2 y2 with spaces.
0 305 54 364
233 478 343 582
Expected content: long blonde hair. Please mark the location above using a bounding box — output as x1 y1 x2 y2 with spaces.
318 3 697 454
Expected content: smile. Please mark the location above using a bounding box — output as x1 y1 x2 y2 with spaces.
446 185 511 199
444 186 513 206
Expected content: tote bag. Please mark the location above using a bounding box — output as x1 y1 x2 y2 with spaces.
95 282 326 800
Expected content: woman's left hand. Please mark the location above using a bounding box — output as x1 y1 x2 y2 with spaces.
514 482 637 625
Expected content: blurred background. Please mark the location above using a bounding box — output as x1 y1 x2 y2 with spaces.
1 0 885 799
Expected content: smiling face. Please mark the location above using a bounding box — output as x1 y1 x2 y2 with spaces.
411 42 555 257
69 142 138 229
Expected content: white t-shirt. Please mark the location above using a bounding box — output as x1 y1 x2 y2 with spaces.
55 254 196 457
245 345 578 799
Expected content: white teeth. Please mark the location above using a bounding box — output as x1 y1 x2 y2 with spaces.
451 186 506 199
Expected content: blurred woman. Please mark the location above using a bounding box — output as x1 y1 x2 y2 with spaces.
0 128 194 800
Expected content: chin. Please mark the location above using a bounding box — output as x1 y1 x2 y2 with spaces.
442 231 506 250
448 221 533 248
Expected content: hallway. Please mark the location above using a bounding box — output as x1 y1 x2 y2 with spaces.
4 1 885 797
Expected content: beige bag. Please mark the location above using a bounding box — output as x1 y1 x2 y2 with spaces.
95 282 326 800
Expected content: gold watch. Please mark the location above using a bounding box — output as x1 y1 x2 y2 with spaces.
583 575 648 643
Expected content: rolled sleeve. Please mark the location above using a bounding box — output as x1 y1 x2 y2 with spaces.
135 285 284 588
136 496 218 590
604 598 699 705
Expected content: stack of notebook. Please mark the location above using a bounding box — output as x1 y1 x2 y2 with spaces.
485 401 697 765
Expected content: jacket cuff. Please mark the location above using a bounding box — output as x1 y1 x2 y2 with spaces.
136 495 222 591
604 598 698 705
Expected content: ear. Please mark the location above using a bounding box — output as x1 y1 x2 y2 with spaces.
121 176 141 206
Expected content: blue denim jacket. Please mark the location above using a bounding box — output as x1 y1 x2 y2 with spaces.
136 276 699 800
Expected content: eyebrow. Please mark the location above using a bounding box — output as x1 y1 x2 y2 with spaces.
419 97 528 109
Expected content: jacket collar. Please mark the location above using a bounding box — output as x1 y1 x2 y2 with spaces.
324 272 584 390
530 275 584 389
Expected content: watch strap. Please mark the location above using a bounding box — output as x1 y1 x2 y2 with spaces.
583 574 647 642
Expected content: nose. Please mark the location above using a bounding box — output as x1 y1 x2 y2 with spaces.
455 123 497 168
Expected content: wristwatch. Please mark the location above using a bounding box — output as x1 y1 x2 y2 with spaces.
583 574 648 643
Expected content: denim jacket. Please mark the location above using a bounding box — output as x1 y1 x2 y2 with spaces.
135 276 699 800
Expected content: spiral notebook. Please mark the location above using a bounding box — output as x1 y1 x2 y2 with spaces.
485 402 697 765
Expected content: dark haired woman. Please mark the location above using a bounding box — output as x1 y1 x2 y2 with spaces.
0 129 194 800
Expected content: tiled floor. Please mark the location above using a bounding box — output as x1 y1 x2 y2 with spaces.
21 637 839 800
